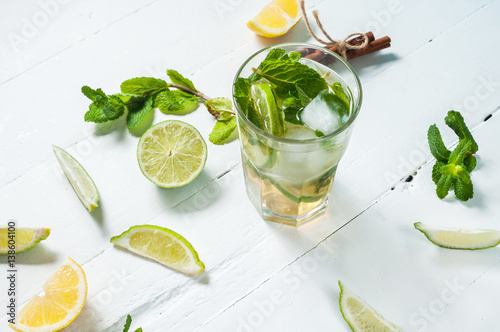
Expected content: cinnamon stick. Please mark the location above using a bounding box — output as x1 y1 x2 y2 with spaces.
302 32 391 63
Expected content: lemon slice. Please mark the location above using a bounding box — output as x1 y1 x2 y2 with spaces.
137 120 207 188
0 227 50 255
111 225 205 276
9 258 87 332
247 0 303 38
339 281 403 332
414 222 500 250
52 145 99 212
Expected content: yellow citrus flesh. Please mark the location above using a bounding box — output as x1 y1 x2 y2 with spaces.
0 228 50 255
9 258 87 332
247 0 302 38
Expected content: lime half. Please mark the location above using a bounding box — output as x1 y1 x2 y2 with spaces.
137 120 207 188
0 227 50 255
110 225 205 276
414 222 500 250
339 281 403 332
250 82 284 136
53 145 99 212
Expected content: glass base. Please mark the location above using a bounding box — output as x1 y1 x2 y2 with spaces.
259 195 329 227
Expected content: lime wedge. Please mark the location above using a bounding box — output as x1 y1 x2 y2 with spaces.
53 145 99 212
110 225 205 276
250 82 284 136
137 120 207 188
0 227 50 255
414 222 500 250
339 281 403 332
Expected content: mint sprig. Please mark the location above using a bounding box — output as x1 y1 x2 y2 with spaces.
428 111 478 201
123 314 142 332
82 70 238 144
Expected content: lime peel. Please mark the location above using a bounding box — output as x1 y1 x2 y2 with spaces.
110 225 205 276
414 222 500 250
0 228 50 255
339 280 403 332
53 145 99 212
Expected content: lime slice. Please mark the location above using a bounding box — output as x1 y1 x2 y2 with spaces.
250 82 285 136
137 120 207 188
53 145 99 212
414 222 500 250
0 227 50 255
339 281 403 332
110 225 205 276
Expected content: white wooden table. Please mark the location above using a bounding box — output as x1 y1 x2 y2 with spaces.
1 0 500 331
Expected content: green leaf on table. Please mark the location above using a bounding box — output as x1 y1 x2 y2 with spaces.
155 89 198 113
167 69 197 91
84 102 125 123
448 139 472 165
127 96 154 132
81 86 107 102
432 160 446 184
123 315 132 332
209 117 237 145
204 97 234 121
436 174 454 199
464 154 477 173
120 77 168 95
445 110 478 152
454 178 474 201
427 124 451 162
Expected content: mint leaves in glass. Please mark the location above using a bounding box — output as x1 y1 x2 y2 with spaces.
233 44 362 226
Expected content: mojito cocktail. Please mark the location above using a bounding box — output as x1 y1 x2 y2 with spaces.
234 43 362 226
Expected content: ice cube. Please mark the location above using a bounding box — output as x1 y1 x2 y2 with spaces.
283 123 318 140
300 90 345 135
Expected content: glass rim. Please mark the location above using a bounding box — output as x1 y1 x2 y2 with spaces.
232 42 363 145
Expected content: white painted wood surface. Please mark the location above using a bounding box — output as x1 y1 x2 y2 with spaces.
1 0 499 331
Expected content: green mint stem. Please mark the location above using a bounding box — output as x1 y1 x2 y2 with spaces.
168 83 212 101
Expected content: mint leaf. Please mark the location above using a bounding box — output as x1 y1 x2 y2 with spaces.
209 117 237 145
436 174 454 199
204 97 234 121
464 154 477 173
167 69 196 91
315 130 325 137
449 139 472 165
264 48 289 61
123 315 132 332
445 111 478 152
120 77 168 95
454 178 473 201
233 77 264 130
254 59 328 99
289 51 301 62
432 160 446 184
427 124 451 161
331 82 350 111
296 85 312 107
127 96 154 131
81 86 105 102
284 105 302 125
156 90 198 113
134 329 143 332
84 102 125 123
